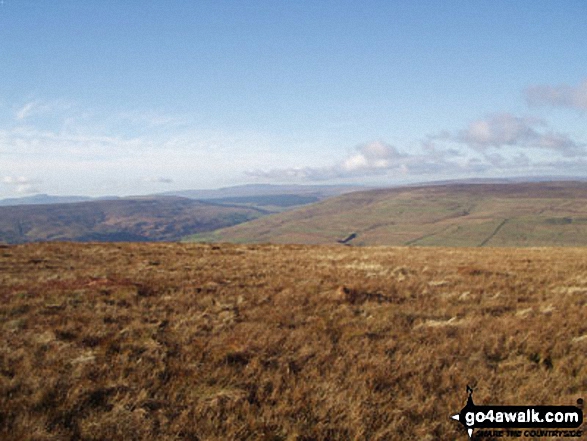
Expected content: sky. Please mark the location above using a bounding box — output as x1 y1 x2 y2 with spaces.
1 0 586 198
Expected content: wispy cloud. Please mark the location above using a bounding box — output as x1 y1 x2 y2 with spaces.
15 101 40 120
14 99 72 121
1 100 280 196
115 110 189 130
525 79 587 111
3 125 150 159
143 177 174 184
2 176 31 185
1 176 39 194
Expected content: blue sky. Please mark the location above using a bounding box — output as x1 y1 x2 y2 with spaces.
1 1 586 197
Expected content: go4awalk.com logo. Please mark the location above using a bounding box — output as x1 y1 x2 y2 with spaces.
451 386 584 439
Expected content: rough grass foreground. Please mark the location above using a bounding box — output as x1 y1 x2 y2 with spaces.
1 243 586 440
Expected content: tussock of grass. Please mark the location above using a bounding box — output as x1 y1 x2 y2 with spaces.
1 243 586 439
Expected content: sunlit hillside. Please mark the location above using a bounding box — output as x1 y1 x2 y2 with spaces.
189 182 587 247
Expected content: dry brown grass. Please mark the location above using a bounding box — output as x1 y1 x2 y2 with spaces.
1 243 586 440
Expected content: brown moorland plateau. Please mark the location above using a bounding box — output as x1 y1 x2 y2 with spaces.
1 242 586 440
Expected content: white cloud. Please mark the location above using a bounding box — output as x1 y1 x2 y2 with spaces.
456 114 543 147
248 140 477 182
248 122 586 184
525 79 587 111
248 140 405 181
4 90 587 196
443 113 585 157
341 141 403 172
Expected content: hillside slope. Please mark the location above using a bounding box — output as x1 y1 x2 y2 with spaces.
0 197 266 243
189 181 587 246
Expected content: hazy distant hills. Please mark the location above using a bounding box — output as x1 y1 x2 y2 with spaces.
0 184 364 211
0 197 265 244
160 184 367 211
189 181 587 247
160 183 368 200
0 194 116 207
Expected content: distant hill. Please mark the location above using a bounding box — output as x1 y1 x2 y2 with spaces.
206 194 320 209
0 194 113 207
187 181 587 247
159 183 368 200
0 184 365 211
0 197 266 244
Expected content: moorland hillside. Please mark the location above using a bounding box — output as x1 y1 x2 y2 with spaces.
0 197 266 244
191 181 587 247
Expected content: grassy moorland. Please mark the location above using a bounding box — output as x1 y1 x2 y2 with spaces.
188 182 587 246
0 197 265 244
1 242 586 440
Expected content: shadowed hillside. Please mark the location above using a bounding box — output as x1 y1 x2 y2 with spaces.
1 243 585 439
0 197 266 244
188 182 587 247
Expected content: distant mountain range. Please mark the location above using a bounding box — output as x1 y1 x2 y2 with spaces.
188 181 587 247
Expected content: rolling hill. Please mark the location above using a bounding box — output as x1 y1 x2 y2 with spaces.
0 197 266 244
0 194 103 207
160 184 370 212
188 181 587 247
